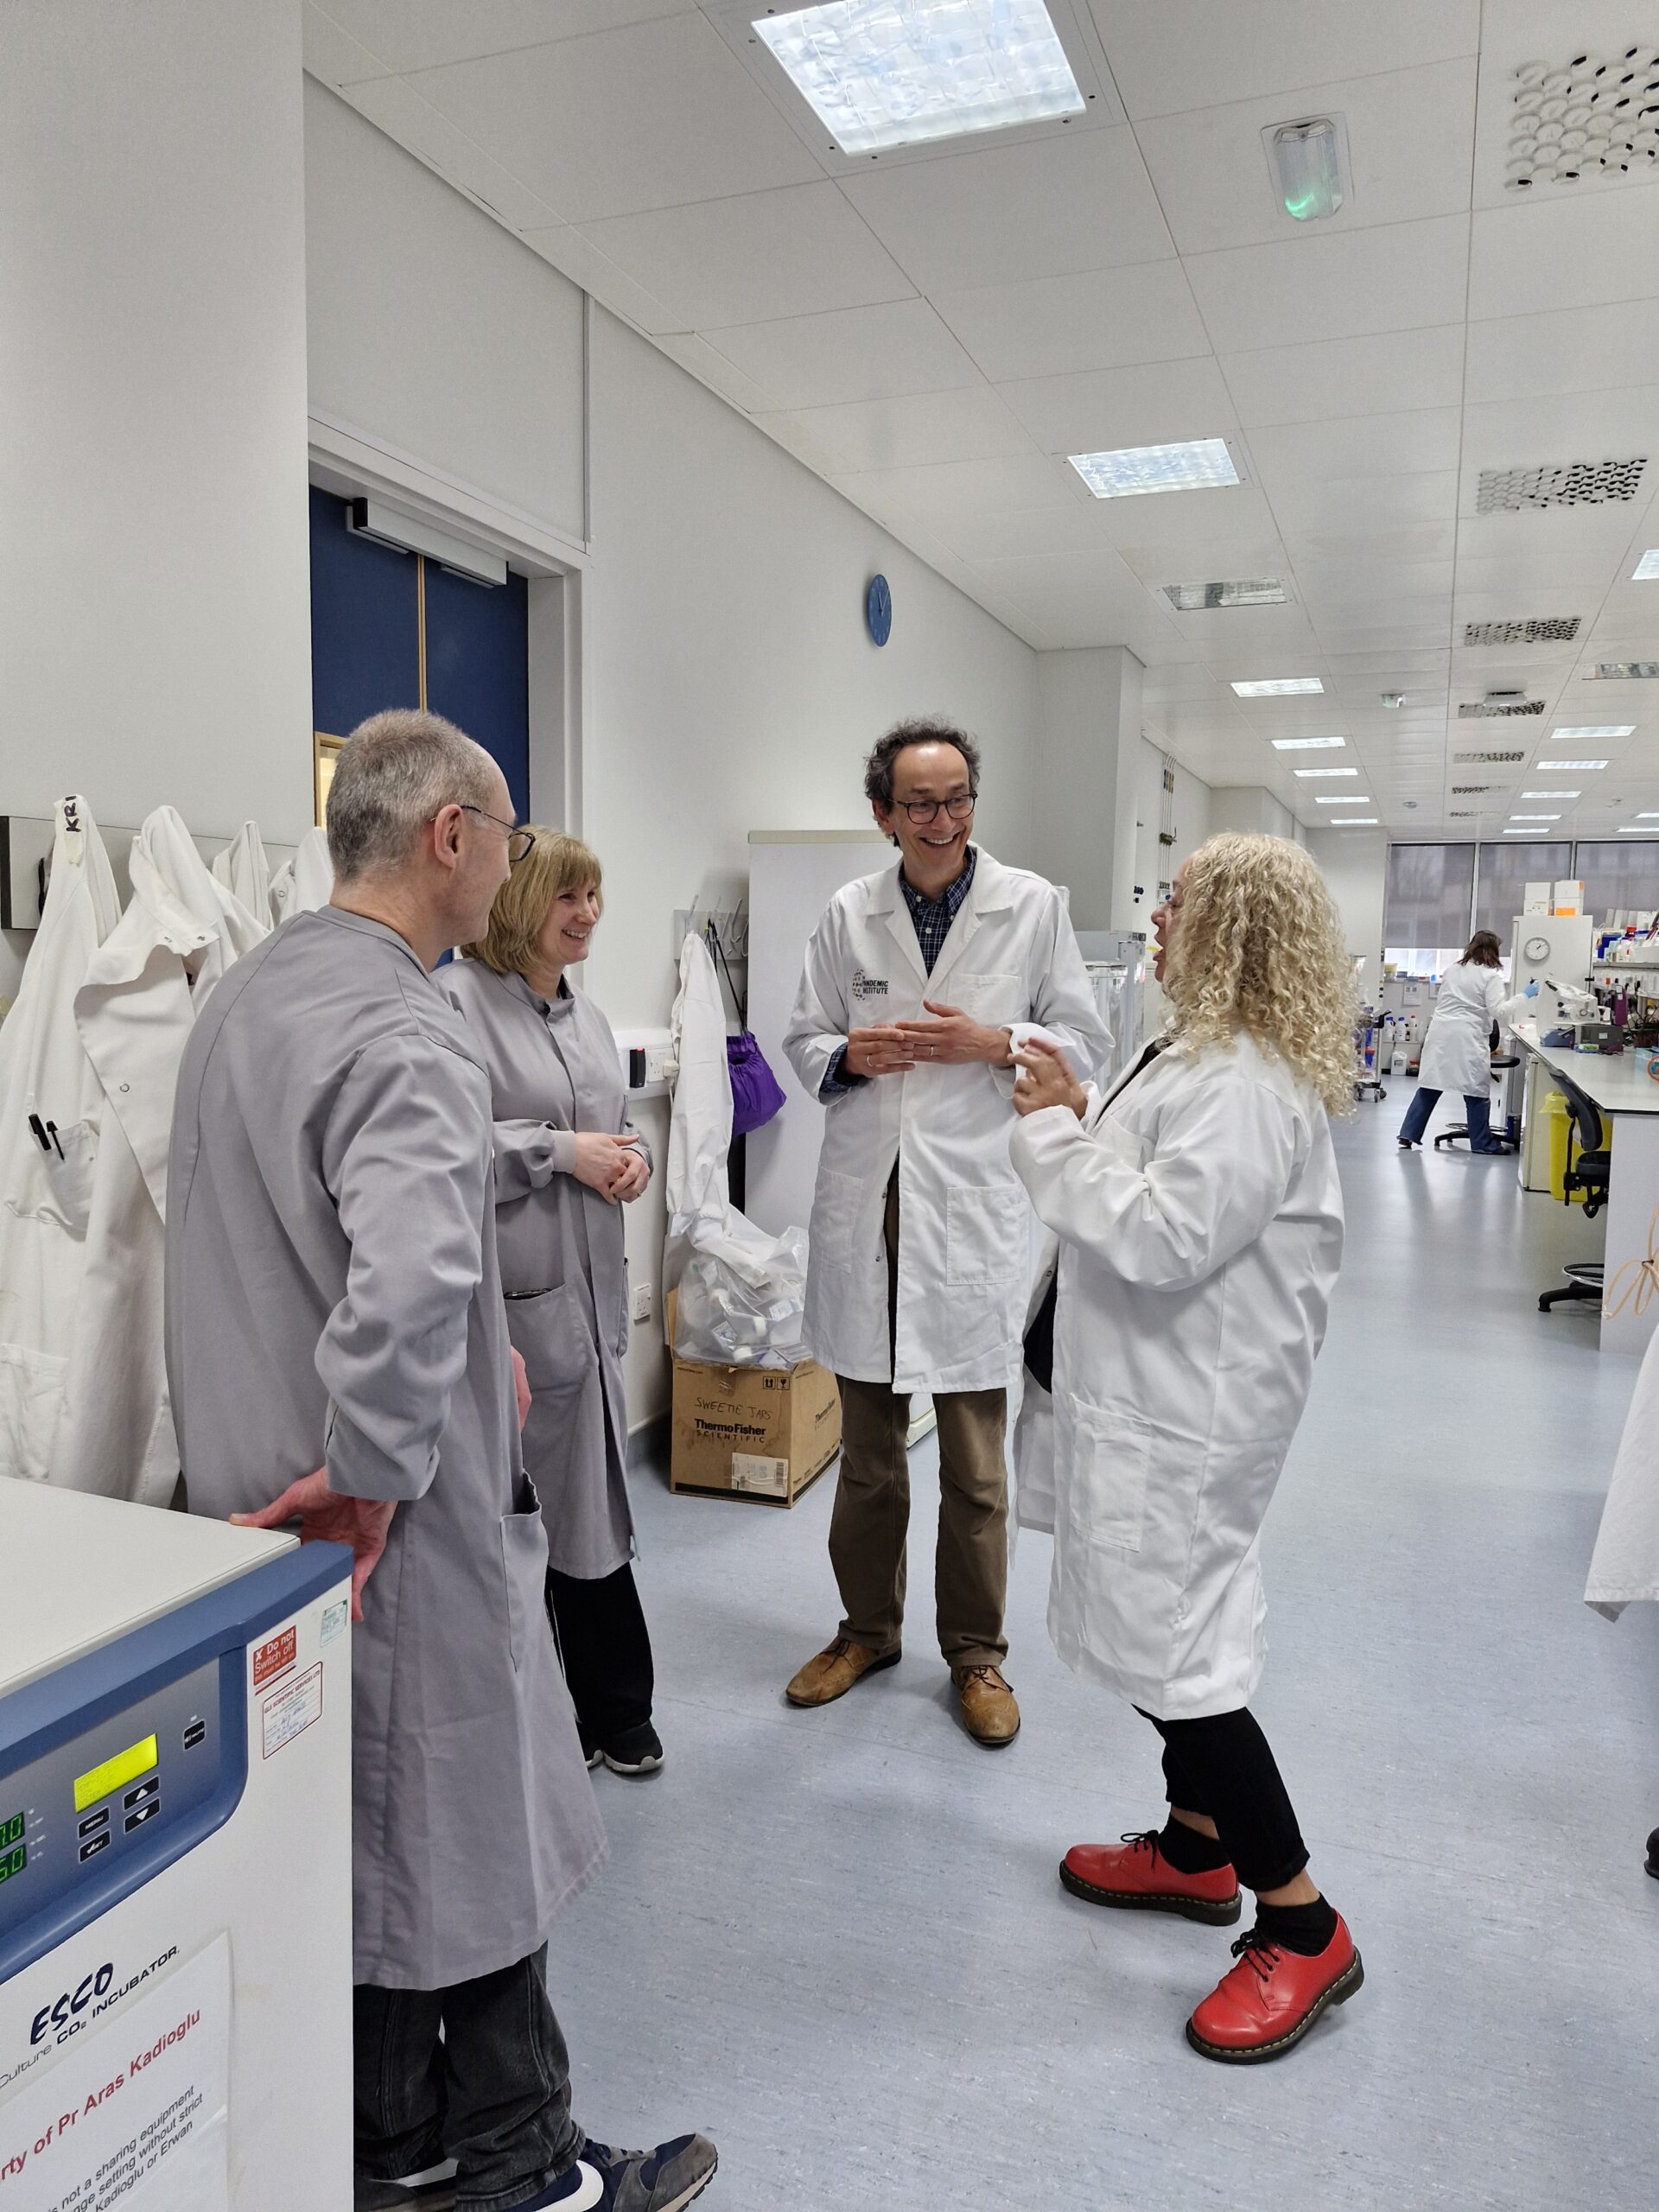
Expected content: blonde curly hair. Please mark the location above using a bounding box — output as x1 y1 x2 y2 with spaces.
1161 833 1357 1116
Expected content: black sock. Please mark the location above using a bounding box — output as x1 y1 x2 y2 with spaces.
1157 1815 1231 1875
1253 1894 1338 1957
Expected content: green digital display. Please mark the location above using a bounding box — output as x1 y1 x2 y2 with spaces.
0 1842 25 1884
0 1813 22 1850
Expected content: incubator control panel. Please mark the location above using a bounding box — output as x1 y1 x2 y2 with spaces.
0 1659 223 1947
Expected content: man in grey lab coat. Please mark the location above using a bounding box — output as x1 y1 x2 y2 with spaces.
167 712 717 2212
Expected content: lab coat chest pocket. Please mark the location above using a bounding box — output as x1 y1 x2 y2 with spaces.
7 1118 98 1239
945 1185 1027 1285
500 1505 550 1672
1071 1404 1152 1554
956 971 1025 1025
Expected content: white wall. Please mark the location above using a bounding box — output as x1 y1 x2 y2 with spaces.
1307 827 1389 973
1134 740 1212 925
1209 786 1306 842
0 0 314 997
1032 649 1142 932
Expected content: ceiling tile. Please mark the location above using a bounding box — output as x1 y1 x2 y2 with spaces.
840 124 1174 294
340 74 562 231
647 331 777 415
318 0 696 74
302 3 390 88
1283 522 1459 567
754 387 1037 474
835 454 1084 536
1184 215 1471 353
1465 299 1659 407
576 184 915 328
699 300 982 410
1136 60 1477 257
1469 190 1659 323
1247 407 1463 489
523 225 683 336
1086 0 1480 120
1219 325 1466 429
1094 483 1282 551
931 261 1211 382
995 355 1237 454
1268 468 1460 535
407 13 823 223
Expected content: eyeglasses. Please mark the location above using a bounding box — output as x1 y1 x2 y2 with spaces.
893 793 976 825
460 804 536 865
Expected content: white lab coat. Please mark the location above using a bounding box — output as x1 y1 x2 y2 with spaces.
1416 963 1528 1096
785 849 1109 1393
0 797 123 1482
1585 1319 1659 1618
212 821 271 927
57 809 268 1502
269 826 334 925
1009 1034 1344 1718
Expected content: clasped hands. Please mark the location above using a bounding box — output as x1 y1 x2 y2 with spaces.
845 999 1013 1079
573 1132 650 1203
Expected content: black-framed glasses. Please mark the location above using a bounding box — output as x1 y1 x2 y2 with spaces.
893 792 976 825
461 804 536 865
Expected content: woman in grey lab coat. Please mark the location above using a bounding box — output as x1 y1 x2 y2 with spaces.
447 832 663 1775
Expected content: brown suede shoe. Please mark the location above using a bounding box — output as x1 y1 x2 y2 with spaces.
956 1664 1020 1746
785 1636 900 1707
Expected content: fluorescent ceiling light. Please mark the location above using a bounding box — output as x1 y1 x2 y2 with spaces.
1510 814 1560 821
1163 579 1287 610
1268 117 1344 221
1634 813 1659 820
1070 439 1239 499
1632 550 1659 581
1554 726 1633 739
1589 662 1659 679
1234 677 1323 696
1537 760 1607 771
1342 818 1380 826
1503 829 1550 836
1315 794 1370 804
752 0 1084 156
1618 825 1659 833
1294 767 1357 779
1522 790 1580 798
1271 736 1345 750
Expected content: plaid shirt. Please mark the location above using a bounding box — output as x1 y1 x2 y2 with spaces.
822 849 978 1096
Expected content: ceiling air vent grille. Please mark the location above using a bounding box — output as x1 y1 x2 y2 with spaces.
1449 810 1478 818
1456 699 1545 717
1505 48 1659 193
1477 457 1645 510
1463 616 1581 645
1453 749 1529 765
1450 784 1499 794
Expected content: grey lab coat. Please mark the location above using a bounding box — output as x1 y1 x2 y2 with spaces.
443 961 639 1580
165 908 607 1990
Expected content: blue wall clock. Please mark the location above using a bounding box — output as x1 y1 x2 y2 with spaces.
866 573 893 647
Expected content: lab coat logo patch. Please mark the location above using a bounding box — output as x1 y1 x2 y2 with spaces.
851 969 888 1001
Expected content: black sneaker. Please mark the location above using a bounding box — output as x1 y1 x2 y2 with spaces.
355 2160 457 2209
1646 1827 1657 1879
520 2134 716 2210
596 1723 664 1777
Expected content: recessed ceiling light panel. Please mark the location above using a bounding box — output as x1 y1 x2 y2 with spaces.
1315 795 1370 804
1271 736 1346 749
1618 825 1659 833
1343 818 1380 826
1503 828 1551 835
1589 661 1659 678
1555 725 1634 738
1538 758 1608 769
1070 440 1240 499
1632 550 1659 580
1510 814 1560 821
1523 790 1580 798
1162 578 1287 609
1294 767 1358 779
1232 677 1323 696
752 0 1085 156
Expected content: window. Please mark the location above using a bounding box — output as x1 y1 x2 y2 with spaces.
1473 841 1573 953
1574 841 1659 932
1384 843 1476 952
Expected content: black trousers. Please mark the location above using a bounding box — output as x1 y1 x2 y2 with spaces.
354 1945 581 2211
1144 1707 1310 1895
545 1560 655 1751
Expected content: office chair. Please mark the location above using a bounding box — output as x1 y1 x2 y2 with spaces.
1539 1074 1611 1314
1434 1053 1522 1152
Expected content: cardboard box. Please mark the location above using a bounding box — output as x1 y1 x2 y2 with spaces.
1553 878 1583 916
667 1298 841 1505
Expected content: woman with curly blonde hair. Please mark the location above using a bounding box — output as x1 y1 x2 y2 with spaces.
1009 834 1360 2065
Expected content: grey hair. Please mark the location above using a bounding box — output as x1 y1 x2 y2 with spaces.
326 709 499 880
862 718 982 811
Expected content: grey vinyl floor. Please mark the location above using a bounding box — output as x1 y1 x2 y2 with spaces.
554 1084 1659 2210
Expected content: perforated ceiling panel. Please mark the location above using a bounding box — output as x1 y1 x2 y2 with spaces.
1453 749 1529 764
1463 616 1581 645
1456 700 1546 717
1451 784 1502 794
1476 459 1646 511
1505 46 1659 191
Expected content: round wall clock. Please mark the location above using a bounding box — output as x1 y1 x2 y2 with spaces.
866 573 892 647
1523 934 1551 963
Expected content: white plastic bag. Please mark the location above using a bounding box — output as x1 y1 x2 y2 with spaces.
674 1220 809 1370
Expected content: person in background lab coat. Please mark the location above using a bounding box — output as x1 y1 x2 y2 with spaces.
446 832 664 1779
783 718 1109 1747
166 711 715 2212
1010 834 1362 2066
1396 929 1535 1152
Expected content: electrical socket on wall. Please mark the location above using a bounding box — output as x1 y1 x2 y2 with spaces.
645 1046 673 1084
631 1284 654 1325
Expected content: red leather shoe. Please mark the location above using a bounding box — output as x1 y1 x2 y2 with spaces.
1185 1916 1363 2063
1059 1833 1242 1925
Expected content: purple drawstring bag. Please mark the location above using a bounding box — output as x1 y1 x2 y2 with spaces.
727 1031 786 1136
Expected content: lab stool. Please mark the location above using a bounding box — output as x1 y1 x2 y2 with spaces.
1434 1055 1522 1154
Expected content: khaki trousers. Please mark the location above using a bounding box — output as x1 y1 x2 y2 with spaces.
830 1173 1009 1673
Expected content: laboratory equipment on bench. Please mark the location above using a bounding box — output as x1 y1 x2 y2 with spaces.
0 1479 353 2212
1353 1015 1390 1103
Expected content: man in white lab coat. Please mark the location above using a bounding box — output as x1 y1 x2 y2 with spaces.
783 720 1109 1745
